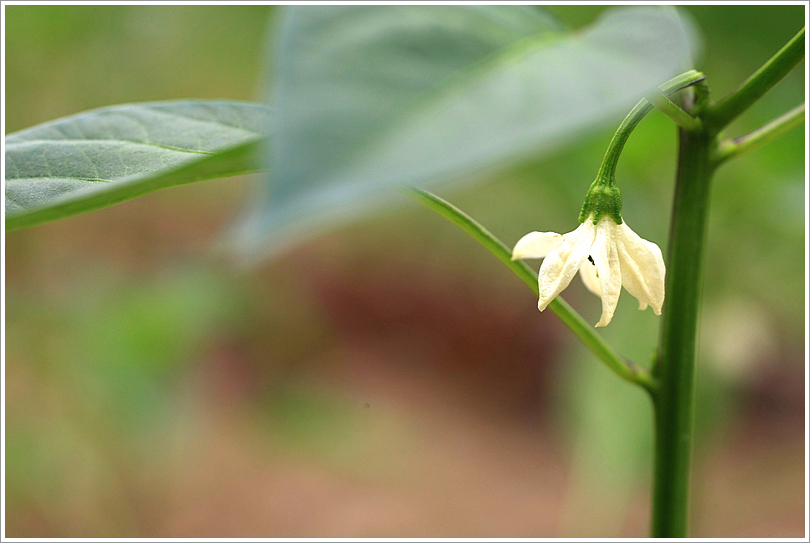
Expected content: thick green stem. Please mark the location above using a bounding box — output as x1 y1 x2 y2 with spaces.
650 30 803 536
650 121 716 537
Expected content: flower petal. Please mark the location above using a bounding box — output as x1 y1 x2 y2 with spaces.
511 231 564 260
579 260 602 297
536 220 596 311
592 219 622 327
616 221 666 315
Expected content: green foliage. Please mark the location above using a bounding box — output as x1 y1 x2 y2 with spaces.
232 5 697 257
4 6 697 251
5 101 271 231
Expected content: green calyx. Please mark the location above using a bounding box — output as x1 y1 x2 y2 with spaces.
578 176 623 224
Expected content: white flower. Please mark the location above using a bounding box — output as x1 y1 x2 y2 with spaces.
512 214 665 327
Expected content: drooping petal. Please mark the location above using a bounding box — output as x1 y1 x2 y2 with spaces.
592 218 623 327
616 221 666 315
511 231 565 260
536 220 596 311
579 260 602 297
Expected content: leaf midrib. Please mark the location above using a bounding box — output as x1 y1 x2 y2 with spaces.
5 176 113 184
5 139 220 158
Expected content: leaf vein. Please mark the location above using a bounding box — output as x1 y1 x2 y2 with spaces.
7 139 219 156
6 176 113 184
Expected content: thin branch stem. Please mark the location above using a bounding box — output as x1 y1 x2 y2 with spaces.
595 70 706 183
402 186 658 393
714 103 805 164
704 26 805 130
648 91 702 131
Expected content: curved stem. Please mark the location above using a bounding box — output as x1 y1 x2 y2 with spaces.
704 26 805 130
581 71 707 224
714 103 805 165
596 71 706 182
403 186 657 392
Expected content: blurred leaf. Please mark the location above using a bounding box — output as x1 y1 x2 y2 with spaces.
232 5 698 258
5 100 272 231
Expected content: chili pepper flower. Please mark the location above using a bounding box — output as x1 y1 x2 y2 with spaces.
512 214 665 327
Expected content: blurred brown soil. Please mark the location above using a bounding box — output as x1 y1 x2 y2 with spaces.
4 179 806 538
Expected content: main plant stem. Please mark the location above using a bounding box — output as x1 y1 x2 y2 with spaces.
650 122 716 537
649 26 803 537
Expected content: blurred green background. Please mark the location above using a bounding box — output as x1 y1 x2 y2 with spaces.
4 5 805 537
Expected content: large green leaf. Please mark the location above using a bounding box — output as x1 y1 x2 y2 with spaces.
231 5 697 258
5 100 272 231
